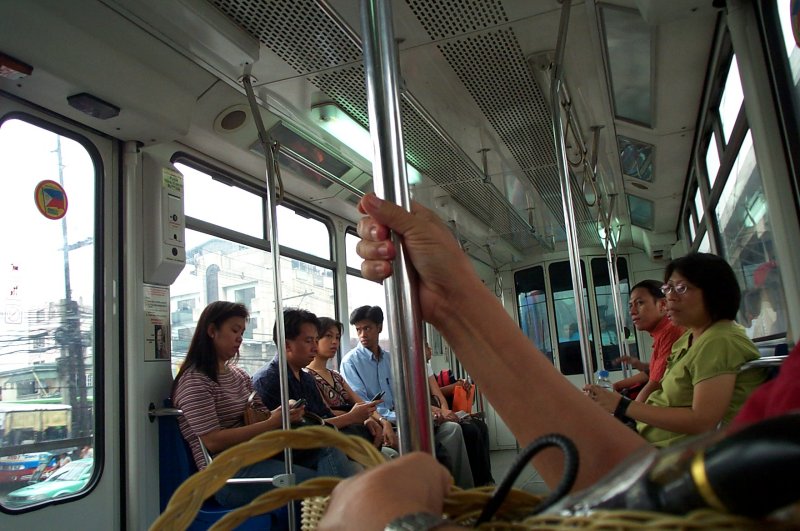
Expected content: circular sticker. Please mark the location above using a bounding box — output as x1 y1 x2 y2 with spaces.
34 180 68 220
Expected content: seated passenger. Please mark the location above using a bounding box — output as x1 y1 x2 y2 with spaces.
306 316 396 449
251 308 372 475
612 279 684 403
172 301 342 508
426 342 494 486
340 305 475 489
319 194 647 529
587 253 767 447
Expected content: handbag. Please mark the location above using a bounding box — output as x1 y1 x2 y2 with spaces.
243 391 271 425
452 383 475 414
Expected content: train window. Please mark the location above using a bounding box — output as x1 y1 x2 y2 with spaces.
177 162 264 239
344 274 388 353
705 130 721 188
590 258 639 372
687 210 697 242
600 5 653 126
626 194 655 230
777 0 800 80
170 163 336 376
345 230 361 270
548 261 596 376
0 119 98 509
719 56 743 145
513 266 553 364
714 131 788 339
693 184 705 223
698 231 711 253
276 206 331 260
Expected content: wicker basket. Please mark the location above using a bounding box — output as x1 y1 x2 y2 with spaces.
151 427 793 531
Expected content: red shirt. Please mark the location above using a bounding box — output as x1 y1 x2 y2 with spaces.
649 317 685 382
733 342 800 426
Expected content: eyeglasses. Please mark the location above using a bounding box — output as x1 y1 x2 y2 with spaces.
661 282 689 295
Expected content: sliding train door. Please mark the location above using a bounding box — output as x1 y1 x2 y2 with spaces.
0 95 121 530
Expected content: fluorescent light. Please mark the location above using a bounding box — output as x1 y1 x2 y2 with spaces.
311 102 423 185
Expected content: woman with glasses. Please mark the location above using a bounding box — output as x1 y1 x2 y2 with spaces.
587 252 767 447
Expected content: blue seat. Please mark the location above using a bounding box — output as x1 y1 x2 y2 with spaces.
157 399 289 531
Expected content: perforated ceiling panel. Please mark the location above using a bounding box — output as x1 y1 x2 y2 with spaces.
209 0 593 249
408 0 597 244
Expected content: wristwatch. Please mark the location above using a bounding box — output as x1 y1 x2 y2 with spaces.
384 511 454 530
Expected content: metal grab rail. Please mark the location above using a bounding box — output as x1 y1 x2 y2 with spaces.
360 0 434 455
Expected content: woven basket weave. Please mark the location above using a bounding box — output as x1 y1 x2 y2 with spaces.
151 426 790 531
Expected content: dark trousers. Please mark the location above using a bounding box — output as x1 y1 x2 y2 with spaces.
460 417 494 486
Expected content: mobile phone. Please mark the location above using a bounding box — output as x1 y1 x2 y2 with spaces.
290 398 307 409
370 391 385 401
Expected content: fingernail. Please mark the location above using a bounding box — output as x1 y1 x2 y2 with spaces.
370 226 379 240
364 193 381 210
377 243 390 257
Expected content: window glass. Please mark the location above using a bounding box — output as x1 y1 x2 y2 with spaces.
698 232 711 253
344 275 388 353
693 185 705 223
171 229 335 376
176 162 264 238
345 231 362 270
600 6 653 125
548 261 596 376
688 212 697 242
513 266 553 364
720 56 743 144
705 131 721 188
277 205 331 260
0 119 97 508
778 0 800 82
626 194 655 230
715 131 788 338
590 258 638 372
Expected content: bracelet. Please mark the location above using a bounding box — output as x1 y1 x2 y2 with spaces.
614 395 632 419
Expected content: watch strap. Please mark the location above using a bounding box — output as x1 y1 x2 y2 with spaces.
384 511 454 530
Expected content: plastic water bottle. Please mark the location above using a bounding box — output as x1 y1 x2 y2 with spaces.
595 370 613 390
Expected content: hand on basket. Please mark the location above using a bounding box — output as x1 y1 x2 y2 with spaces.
319 452 454 531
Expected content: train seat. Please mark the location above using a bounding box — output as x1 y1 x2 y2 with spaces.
156 399 287 531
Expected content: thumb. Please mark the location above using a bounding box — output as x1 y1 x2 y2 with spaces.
359 193 422 237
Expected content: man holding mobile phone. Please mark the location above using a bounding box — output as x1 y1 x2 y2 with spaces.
340 305 475 489
252 308 383 436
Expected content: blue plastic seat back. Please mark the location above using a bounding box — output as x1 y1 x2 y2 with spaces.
157 398 284 531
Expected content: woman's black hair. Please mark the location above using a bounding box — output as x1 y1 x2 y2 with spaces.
318 317 343 336
172 301 249 395
664 252 740 322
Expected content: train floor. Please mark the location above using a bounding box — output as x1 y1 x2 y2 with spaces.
489 449 549 495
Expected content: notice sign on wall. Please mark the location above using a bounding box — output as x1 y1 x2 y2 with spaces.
144 283 170 361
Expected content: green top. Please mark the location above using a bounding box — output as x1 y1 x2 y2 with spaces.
637 320 766 447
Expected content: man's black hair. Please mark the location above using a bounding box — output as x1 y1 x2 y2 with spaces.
630 279 666 300
273 307 320 343
349 305 384 326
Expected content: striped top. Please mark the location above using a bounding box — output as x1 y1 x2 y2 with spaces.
174 365 268 469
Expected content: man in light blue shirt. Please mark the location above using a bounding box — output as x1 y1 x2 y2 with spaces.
340 305 474 488
340 306 396 422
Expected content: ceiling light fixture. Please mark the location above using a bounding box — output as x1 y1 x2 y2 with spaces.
311 102 422 185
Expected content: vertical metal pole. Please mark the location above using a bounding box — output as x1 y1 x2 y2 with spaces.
242 74 295 529
360 0 434 454
602 199 631 377
551 0 594 386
